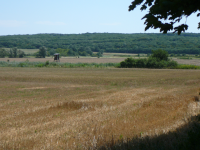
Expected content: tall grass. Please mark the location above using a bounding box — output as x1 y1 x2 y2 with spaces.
0 61 119 68
0 60 200 69
175 64 200 69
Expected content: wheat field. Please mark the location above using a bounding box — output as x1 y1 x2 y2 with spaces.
0 67 200 149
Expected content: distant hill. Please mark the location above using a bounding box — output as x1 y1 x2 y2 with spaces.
0 33 200 54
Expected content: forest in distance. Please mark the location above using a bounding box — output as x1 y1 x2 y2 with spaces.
0 33 200 55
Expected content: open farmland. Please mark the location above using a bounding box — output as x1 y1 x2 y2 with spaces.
0 68 200 149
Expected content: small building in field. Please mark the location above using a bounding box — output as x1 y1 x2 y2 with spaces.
54 53 60 62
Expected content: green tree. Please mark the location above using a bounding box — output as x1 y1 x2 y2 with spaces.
84 47 93 56
12 47 18 58
18 50 25 58
36 46 46 58
150 49 169 61
96 49 104 58
0 48 7 58
48 48 56 55
56 48 68 56
9 49 13 58
129 0 200 34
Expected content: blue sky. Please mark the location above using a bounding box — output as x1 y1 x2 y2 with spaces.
1 0 199 35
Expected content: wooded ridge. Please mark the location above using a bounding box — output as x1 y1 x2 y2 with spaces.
0 33 200 54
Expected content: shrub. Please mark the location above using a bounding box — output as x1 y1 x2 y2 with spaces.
135 59 147 68
45 60 49 66
150 49 169 61
35 63 45 67
120 56 178 69
119 58 136 68
18 63 27 67
167 60 178 68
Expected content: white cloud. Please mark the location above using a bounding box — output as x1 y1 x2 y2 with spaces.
35 21 67 26
0 20 26 27
100 22 121 26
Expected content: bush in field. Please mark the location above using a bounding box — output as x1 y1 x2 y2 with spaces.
119 49 178 69
120 58 136 68
167 60 178 68
135 58 147 68
45 60 49 66
150 49 169 61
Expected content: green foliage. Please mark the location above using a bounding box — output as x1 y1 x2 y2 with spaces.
0 48 7 58
18 50 25 58
56 48 68 56
9 49 13 58
119 49 178 69
12 47 17 58
176 65 200 69
150 49 169 61
8 47 23 58
1 33 200 55
129 0 200 34
0 61 119 68
120 58 136 68
45 60 49 66
47 48 56 56
36 46 46 58
96 49 104 58
18 62 27 67
35 63 45 67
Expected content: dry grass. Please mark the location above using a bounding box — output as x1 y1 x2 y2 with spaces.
0 68 200 149
172 58 200 66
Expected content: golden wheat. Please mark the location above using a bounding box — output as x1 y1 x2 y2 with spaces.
0 67 200 149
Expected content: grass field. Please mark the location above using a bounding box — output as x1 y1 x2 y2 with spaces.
1 57 200 66
0 67 200 149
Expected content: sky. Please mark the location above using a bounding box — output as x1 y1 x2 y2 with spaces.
1 0 200 35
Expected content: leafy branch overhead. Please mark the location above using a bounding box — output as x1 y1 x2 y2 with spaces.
129 0 200 34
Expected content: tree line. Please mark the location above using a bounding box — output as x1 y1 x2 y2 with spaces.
0 33 200 56
0 47 25 58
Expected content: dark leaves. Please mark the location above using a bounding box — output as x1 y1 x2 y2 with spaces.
129 0 199 34
173 24 188 35
198 22 200 29
129 0 144 11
